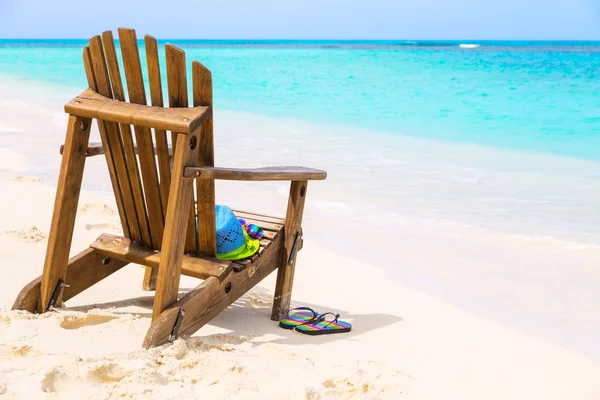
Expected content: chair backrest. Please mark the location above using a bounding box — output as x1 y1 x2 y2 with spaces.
82 28 215 255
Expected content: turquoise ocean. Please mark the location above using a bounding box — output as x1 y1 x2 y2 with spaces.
2 40 600 361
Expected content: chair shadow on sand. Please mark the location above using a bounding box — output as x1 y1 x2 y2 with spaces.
65 286 403 346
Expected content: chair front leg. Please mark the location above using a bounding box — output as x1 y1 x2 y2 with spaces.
271 180 308 321
152 131 200 321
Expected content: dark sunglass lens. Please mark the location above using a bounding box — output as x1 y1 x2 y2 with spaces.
247 224 264 240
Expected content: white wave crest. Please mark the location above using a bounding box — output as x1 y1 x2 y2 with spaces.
459 44 480 49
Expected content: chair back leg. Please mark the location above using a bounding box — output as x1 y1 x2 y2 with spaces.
39 115 92 312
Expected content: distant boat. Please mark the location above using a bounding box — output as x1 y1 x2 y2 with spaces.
459 44 480 49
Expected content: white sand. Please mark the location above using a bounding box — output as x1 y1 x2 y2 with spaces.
1 162 600 399
1 85 600 398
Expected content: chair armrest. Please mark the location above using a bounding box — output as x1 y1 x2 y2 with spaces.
183 166 327 181
64 88 211 134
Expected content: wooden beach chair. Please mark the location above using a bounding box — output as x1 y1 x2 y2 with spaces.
12 28 326 348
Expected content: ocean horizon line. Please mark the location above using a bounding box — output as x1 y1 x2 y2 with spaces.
1 38 600 44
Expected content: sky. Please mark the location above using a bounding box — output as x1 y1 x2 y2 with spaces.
0 0 599 40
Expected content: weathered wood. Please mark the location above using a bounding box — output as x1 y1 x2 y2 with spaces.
152 130 201 320
232 209 285 224
185 166 327 181
144 231 284 348
39 115 92 313
119 28 164 290
119 28 164 248
83 46 130 238
145 34 172 218
61 248 129 302
193 61 217 257
166 44 198 255
90 234 232 280
88 36 143 243
143 276 220 348
102 30 152 248
65 88 211 134
13 248 128 312
271 181 308 321
60 142 172 158
12 277 41 312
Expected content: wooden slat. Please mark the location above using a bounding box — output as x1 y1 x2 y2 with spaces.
39 115 91 312
152 130 201 320
166 44 198 255
90 234 231 280
88 36 143 243
271 181 308 321
119 27 164 254
65 88 211 134
82 47 129 237
145 34 172 218
102 30 152 248
185 166 327 181
144 230 284 348
232 212 283 232
232 209 285 224
193 61 217 256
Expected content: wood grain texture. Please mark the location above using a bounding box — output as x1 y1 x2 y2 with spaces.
184 166 327 181
61 248 129 302
102 30 152 248
144 231 284 348
152 131 201 320
39 115 91 313
65 88 211 134
145 34 172 218
119 28 164 250
166 44 198 254
88 36 143 243
83 46 130 237
143 276 220 348
13 248 128 312
60 142 172 158
271 181 308 321
193 61 216 256
90 233 232 280
232 209 285 224
12 277 41 312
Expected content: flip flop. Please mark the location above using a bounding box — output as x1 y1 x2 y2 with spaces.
293 312 352 335
279 307 320 330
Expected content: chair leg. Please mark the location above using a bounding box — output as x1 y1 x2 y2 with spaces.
152 132 200 321
38 115 92 313
271 180 308 321
13 248 129 312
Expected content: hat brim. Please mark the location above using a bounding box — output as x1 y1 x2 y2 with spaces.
216 230 260 261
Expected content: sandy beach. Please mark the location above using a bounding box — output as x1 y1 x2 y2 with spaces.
1 81 600 399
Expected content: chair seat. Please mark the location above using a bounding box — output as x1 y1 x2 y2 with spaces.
89 209 286 281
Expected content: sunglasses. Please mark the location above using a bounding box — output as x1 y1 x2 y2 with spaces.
238 219 264 240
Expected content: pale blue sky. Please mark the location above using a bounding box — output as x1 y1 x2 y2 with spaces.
1 0 599 40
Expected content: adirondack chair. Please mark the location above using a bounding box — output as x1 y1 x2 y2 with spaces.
11 28 326 348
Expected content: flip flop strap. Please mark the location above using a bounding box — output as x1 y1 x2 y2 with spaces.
296 312 340 329
284 307 318 320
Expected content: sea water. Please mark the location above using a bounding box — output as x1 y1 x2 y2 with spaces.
1 40 600 361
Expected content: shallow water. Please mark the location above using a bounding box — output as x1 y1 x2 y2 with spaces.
1 41 600 363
